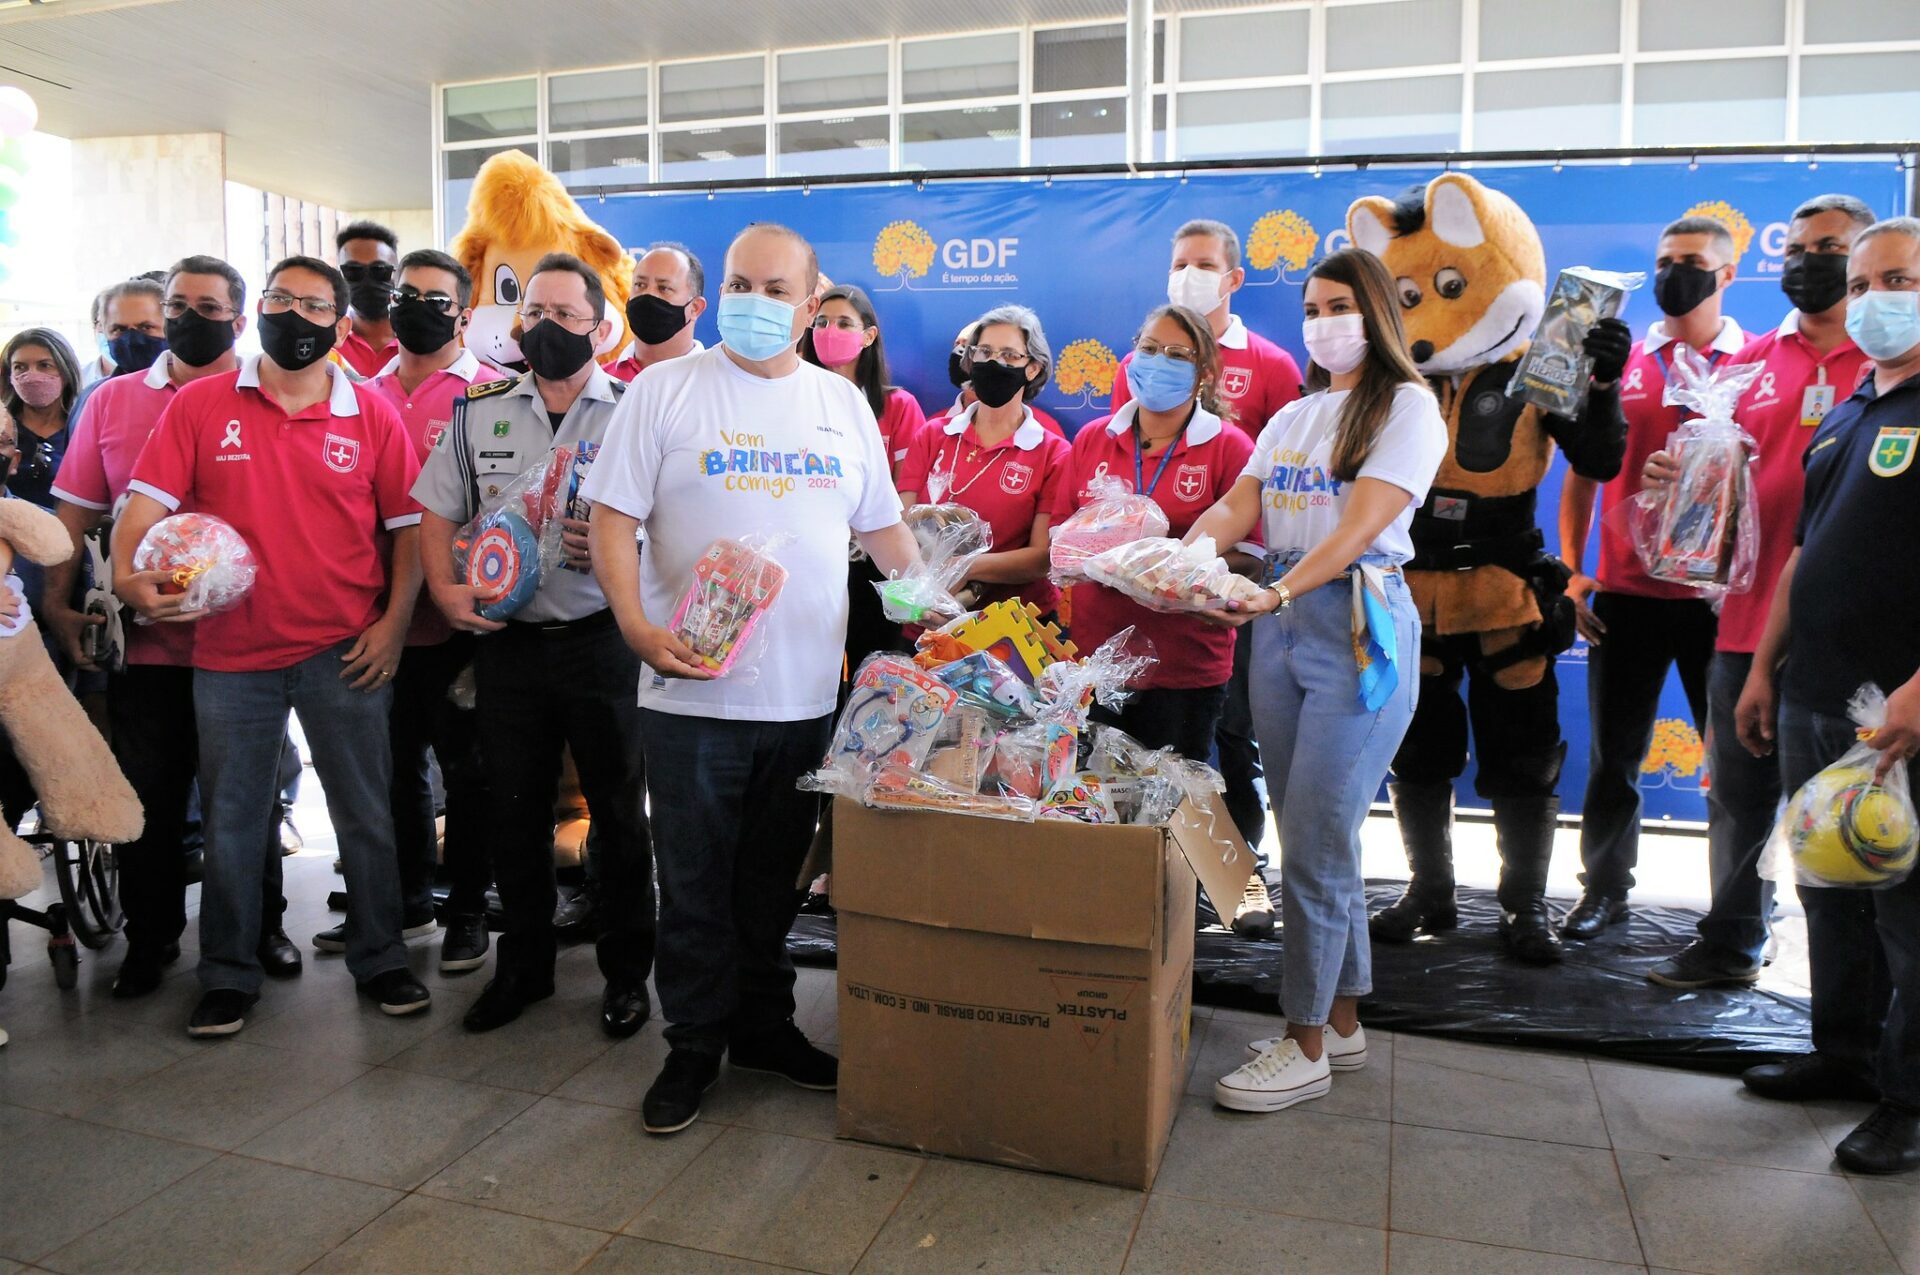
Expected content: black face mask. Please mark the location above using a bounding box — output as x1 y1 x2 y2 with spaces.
258 308 337 372
389 299 460 356
947 349 968 390
1654 263 1720 318
340 262 395 320
164 310 237 369
969 359 1028 409
626 293 693 347
519 318 597 381
108 329 166 374
1781 252 1849 316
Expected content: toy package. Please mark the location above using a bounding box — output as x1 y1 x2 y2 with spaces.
669 536 791 676
1625 349 1765 593
902 503 993 570
1049 475 1170 585
935 599 1076 684
877 504 996 625
1038 770 1119 824
131 512 256 618
805 654 959 797
1082 535 1265 613
1034 625 1152 726
1761 684 1919 890
1509 267 1645 418
453 445 571 620
550 439 600 574
866 763 1037 822
932 650 1036 720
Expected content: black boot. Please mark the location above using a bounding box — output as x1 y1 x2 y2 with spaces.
1494 795 1564 965
1370 781 1459 943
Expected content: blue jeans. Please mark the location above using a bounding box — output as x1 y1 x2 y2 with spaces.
640 709 832 1055
1695 652 1779 963
1249 564 1420 1027
194 642 407 993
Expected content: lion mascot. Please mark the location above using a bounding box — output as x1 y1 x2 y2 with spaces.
1346 174 1629 964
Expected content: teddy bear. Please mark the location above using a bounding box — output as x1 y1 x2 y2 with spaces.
1345 173 1629 964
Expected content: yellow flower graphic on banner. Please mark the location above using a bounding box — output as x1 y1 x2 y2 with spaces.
1684 200 1755 263
1247 210 1319 283
872 219 936 290
1640 717 1705 787
1055 338 1119 406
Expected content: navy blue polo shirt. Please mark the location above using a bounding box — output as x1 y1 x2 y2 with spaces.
1783 370 1920 714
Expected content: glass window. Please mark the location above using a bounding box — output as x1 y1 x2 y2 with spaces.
1805 0 1920 42
901 105 1020 170
443 80 536 143
902 32 1019 104
1322 74 1461 151
777 115 891 176
1632 58 1786 145
1029 96 1165 166
1480 0 1619 60
551 134 649 192
778 44 887 113
1637 0 1784 51
1799 52 1920 143
1032 22 1164 94
1325 0 1461 73
660 56 765 124
658 125 768 182
1475 65 1621 149
444 143 536 237
1179 10 1309 81
1176 86 1310 159
548 67 648 133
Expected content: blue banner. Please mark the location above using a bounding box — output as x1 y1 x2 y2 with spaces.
595 159 1909 822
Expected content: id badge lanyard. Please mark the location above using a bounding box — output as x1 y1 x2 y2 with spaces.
1134 434 1180 497
1800 364 1836 428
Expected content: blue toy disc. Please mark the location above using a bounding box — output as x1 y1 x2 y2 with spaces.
466 509 541 619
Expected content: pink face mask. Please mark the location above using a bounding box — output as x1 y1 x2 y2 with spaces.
811 324 867 368
10 372 62 409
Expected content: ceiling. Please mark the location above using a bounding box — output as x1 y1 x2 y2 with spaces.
0 0 1213 209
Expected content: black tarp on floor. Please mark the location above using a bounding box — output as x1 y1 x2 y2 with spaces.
789 880 1811 1072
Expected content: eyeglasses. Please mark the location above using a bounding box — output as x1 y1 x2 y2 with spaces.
968 344 1030 368
519 304 598 332
162 298 238 321
812 315 865 330
260 290 339 320
340 262 396 285
391 287 460 315
1134 340 1197 364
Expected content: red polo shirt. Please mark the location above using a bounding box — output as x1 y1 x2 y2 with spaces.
129 355 423 673
927 394 1066 438
897 404 1074 615
1065 403 1255 689
1594 317 1746 600
606 337 705 384
1714 315 1871 653
879 388 928 483
336 328 399 380
1110 315 1303 438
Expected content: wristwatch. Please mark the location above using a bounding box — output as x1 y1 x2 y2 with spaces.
1271 583 1293 610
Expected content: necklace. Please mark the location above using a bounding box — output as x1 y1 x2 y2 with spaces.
939 434 1012 498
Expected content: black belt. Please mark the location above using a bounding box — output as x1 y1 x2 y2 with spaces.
1408 529 1545 573
504 607 616 636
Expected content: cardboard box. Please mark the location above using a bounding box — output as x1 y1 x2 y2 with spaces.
831 794 1252 1190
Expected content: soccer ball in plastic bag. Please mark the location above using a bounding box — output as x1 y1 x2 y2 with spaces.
1785 764 1919 886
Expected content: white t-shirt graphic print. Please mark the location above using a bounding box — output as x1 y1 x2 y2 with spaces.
583 344 904 721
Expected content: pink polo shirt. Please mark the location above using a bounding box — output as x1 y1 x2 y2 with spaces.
1065 403 1255 689
1110 315 1303 438
336 329 399 380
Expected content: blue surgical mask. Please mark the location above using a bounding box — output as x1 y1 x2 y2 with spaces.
1125 350 1199 412
716 293 798 362
1846 289 1920 362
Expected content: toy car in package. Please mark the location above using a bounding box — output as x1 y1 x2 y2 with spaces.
1625 348 1764 592
1049 474 1170 584
131 512 257 618
669 536 790 676
1509 267 1644 417
1761 683 1919 889
1081 535 1264 613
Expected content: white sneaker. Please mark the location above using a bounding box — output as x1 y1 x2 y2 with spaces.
1245 1021 1368 1071
1215 1037 1332 1113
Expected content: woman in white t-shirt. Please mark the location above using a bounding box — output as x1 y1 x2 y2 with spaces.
1186 248 1446 1115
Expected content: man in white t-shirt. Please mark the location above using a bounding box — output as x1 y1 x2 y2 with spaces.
586 223 919 1136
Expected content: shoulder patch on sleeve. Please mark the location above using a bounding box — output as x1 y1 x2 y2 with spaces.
465 378 516 400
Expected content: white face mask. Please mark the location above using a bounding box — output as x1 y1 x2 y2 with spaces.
1167 266 1227 315
1303 314 1369 375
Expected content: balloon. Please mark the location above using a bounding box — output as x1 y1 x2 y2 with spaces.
0 87 38 139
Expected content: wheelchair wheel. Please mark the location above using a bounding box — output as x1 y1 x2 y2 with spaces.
53 838 123 950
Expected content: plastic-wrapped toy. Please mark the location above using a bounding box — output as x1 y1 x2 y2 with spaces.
924 706 997 791
1034 625 1153 726
457 507 544 620
1049 474 1170 584
670 536 790 676
866 763 1036 822
1509 267 1644 418
806 654 958 796
878 506 994 624
984 722 1078 801
941 598 1076 684
1082 534 1264 613
550 439 599 574
1038 770 1119 824
932 650 1036 720
1762 684 1919 889
902 503 992 570
132 512 257 618
1624 348 1764 592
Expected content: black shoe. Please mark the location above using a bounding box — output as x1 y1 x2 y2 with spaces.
1836 1104 1920 1174
462 971 554 1033
1369 888 1458 943
188 988 259 1038
729 1021 838 1090
1498 903 1565 965
257 928 302 978
112 943 182 999
439 913 490 974
643 1049 722 1134
1377 781 1459 943
357 968 432 1017
553 887 596 935
313 910 437 954
1647 940 1763 990
1743 1053 1881 1104
602 982 651 1039
1561 891 1629 940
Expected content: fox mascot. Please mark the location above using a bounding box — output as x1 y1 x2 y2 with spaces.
1345 174 1629 964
